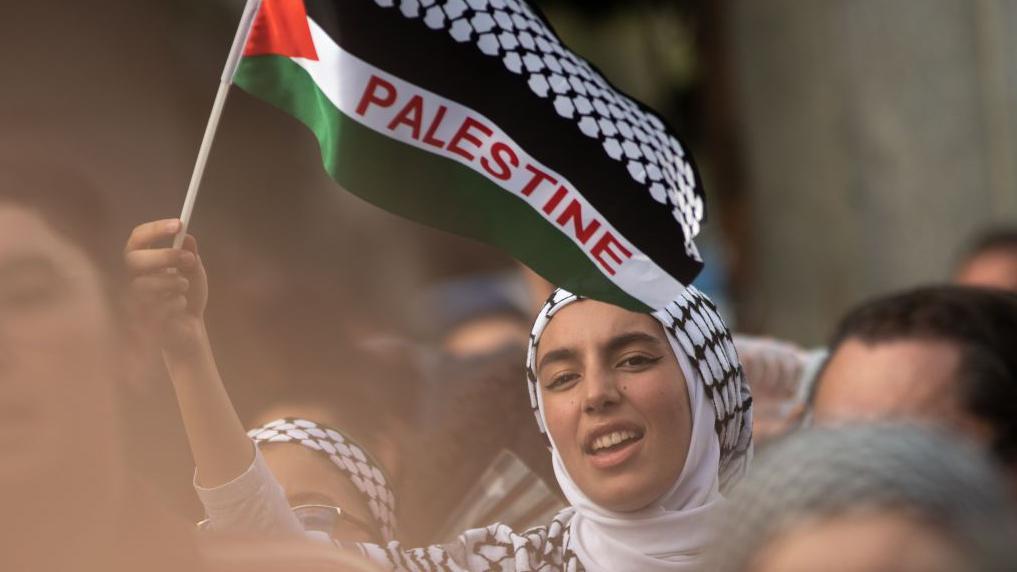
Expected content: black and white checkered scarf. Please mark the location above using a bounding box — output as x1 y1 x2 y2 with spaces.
248 418 397 542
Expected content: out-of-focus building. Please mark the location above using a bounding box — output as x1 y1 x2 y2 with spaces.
729 0 1017 342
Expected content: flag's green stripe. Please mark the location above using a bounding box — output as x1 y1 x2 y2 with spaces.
234 55 649 312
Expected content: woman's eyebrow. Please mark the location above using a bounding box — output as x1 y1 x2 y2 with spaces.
603 331 662 355
537 347 577 372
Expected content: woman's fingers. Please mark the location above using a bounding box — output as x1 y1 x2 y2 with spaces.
134 292 188 321
165 294 188 314
130 274 190 298
125 219 182 252
125 248 196 276
181 233 198 254
178 234 206 279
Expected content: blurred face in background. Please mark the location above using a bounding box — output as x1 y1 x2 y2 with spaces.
536 300 691 512
955 249 1017 292
749 511 967 572
0 202 122 486
814 338 961 421
812 338 991 443
442 313 529 358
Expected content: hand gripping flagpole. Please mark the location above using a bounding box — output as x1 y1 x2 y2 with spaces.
173 0 263 249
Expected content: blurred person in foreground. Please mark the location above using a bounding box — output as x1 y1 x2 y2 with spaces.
0 160 380 572
705 424 1016 572
809 286 1017 480
955 226 1017 292
0 161 203 571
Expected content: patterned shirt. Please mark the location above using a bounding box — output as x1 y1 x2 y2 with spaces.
355 509 584 572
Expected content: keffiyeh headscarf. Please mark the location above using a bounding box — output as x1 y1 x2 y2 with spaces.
248 418 397 542
525 286 753 572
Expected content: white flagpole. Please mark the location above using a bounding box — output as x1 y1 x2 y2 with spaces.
173 0 263 248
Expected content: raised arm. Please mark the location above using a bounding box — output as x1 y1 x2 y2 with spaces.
124 218 253 487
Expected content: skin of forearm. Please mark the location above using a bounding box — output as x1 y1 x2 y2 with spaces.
163 321 255 488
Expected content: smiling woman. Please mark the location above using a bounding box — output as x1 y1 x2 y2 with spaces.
521 288 752 570
534 302 693 513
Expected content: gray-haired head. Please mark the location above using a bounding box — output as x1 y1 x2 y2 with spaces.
706 424 1017 572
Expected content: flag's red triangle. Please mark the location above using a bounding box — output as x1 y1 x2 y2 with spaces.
244 0 319 60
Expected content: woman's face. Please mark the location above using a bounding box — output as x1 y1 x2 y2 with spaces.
536 300 692 512
0 204 121 485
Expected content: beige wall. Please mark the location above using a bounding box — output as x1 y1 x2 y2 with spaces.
730 0 1017 343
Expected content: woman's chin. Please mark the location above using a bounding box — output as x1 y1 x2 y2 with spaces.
577 450 671 512
587 482 660 513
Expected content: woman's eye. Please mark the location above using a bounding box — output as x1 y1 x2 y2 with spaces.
618 355 662 368
546 372 578 390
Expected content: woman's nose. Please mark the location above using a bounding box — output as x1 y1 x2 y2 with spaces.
583 369 621 413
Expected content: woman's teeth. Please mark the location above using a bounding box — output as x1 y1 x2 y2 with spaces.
591 430 639 452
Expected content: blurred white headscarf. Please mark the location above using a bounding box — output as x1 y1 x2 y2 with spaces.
525 287 752 572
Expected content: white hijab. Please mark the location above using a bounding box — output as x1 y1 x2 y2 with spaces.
525 287 752 572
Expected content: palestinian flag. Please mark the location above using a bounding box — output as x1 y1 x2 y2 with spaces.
235 0 706 311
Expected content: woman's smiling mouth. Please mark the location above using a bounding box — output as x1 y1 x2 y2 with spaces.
584 424 646 469
590 429 641 453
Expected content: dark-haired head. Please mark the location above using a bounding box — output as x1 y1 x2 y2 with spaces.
812 285 1017 467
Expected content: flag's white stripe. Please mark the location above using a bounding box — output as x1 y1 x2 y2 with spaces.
292 19 686 309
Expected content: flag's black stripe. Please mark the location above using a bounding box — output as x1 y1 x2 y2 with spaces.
304 0 702 282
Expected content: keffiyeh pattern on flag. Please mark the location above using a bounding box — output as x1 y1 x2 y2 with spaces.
368 0 704 257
